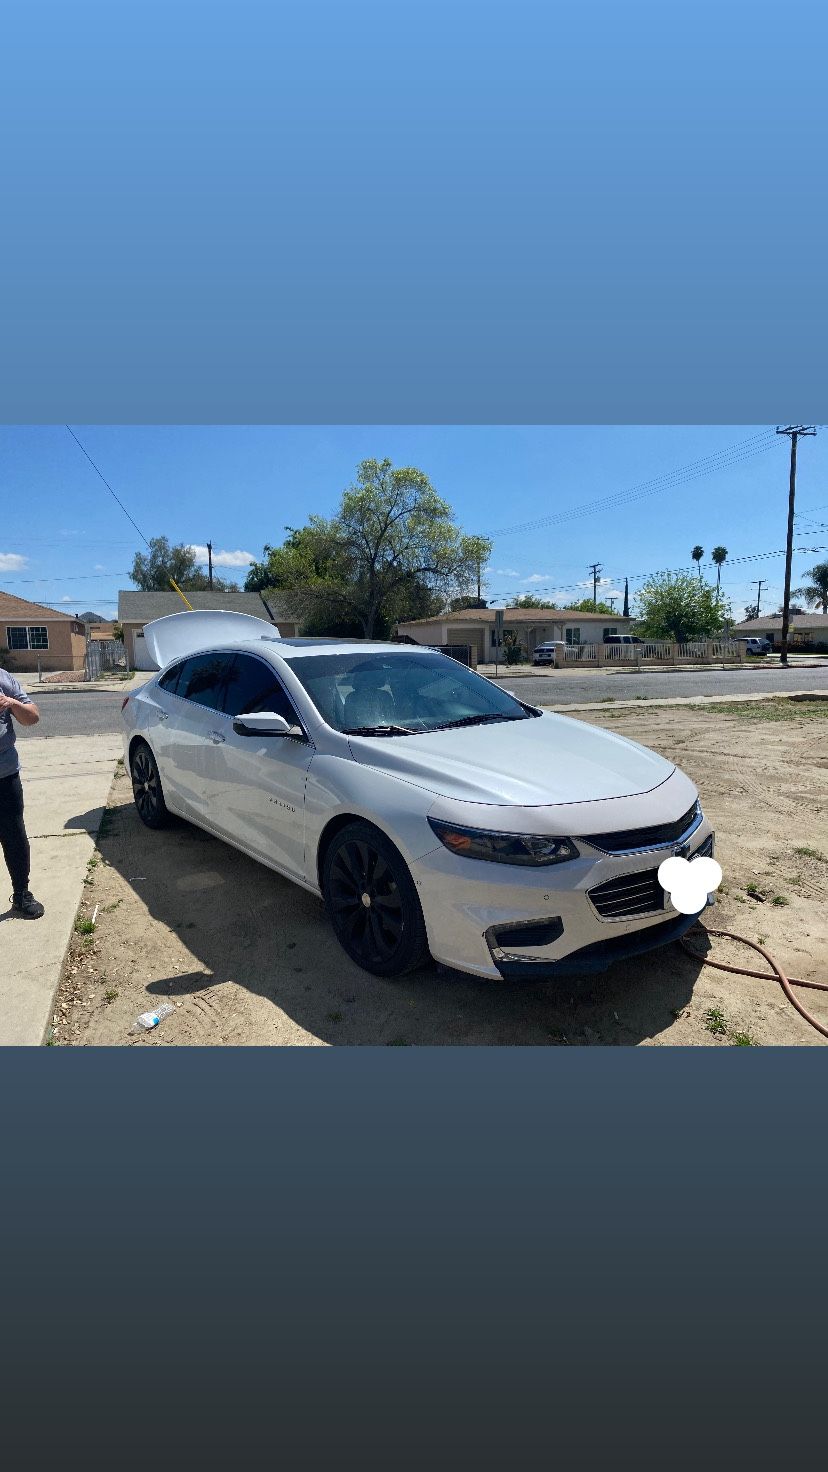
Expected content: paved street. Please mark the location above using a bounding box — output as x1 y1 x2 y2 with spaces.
17 691 130 741
12 663 828 743
490 666 828 705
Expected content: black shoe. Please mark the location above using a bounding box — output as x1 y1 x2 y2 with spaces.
11 891 45 919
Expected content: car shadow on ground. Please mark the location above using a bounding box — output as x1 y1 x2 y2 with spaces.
73 787 706 1046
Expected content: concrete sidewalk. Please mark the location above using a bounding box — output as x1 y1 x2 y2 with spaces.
1 735 122 1045
17 672 154 696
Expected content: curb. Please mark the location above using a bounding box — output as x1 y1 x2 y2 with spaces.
540 690 828 713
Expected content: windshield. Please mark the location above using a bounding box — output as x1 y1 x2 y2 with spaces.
284 651 535 735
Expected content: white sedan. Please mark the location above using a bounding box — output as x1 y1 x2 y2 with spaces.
121 611 715 980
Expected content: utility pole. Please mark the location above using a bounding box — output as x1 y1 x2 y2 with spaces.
588 562 602 612
207 540 213 589
753 580 765 619
609 597 616 613
776 426 816 666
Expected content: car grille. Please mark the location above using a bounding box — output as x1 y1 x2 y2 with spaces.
588 833 714 919
581 801 700 854
588 869 664 918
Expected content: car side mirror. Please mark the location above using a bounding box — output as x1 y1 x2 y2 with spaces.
232 712 304 738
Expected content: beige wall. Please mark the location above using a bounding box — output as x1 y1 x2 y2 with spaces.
1 620 86 672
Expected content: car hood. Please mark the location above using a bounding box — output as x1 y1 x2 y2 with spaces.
347 712 675 808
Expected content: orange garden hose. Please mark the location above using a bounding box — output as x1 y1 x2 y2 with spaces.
680 926 828 1041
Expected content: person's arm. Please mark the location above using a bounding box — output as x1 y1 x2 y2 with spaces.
0 691 40 726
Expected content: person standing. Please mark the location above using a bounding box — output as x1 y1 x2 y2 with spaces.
0 668 45 918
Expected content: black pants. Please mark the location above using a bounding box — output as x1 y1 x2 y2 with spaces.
0 771 30 894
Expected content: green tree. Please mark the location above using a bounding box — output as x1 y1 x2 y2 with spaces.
508 594 558 609
793 560 828 615
636 571 729 643
246 460 483 638
245 518 343 593
568 597 616 615
130 536 238 592
711 545 728 592
691 545 705 581
449 595 488 612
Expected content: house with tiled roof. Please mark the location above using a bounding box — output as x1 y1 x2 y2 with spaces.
733 613 828 650
0 591 87 673
396 606 634 664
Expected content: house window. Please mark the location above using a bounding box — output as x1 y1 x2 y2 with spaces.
6 626 50 650
602 627 618 639
565 627 581 646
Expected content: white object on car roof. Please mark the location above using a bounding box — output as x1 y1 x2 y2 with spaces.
142 610 280 669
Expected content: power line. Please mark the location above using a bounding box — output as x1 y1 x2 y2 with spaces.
483 540 828 603
1 572 133 584
487 430 778 539
64 426 152 550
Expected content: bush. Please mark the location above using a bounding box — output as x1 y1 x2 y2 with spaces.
503 632 525 665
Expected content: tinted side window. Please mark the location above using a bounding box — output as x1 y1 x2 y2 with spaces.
158 662 183 694
176 653 234 711
223 655 298 721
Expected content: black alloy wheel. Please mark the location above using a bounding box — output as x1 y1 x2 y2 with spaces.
322 821 429 977
130 741 171 829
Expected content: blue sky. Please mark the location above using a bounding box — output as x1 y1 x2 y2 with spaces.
1 425 826 621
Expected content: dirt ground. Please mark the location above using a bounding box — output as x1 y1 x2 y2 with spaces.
52 699 828 1047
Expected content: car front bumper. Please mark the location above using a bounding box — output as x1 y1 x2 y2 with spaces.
411 820 715 980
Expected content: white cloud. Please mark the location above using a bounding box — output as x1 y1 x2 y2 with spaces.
487 567 521 578
523 573 553 584
189 545 254 568
61 596 73 603
94 563 106 571
0 552 27 572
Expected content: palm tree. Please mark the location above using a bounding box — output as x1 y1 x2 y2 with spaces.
793 561 828 615
711 545 728 593
691 545 704 581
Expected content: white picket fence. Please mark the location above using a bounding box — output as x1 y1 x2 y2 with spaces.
558 640 743 668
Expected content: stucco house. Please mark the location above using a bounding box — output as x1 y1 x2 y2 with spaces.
118 590 304 669
0 591 87 673
396 606 634 663
733 613 828 650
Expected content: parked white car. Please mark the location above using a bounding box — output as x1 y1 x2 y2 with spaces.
735 637 772 656
121 611 715 980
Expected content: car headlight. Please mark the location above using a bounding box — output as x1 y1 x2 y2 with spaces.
427 818 579 867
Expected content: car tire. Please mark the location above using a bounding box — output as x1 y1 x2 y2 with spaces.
322 820 430 978
130 740 172 829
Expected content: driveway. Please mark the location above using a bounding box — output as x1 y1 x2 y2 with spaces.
52 699 828 1046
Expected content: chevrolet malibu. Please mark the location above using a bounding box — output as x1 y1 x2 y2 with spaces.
122 611 715 980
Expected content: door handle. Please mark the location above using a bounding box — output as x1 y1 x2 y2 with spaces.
209 730 226 744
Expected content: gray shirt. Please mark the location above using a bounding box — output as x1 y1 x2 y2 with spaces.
0 670 33 779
